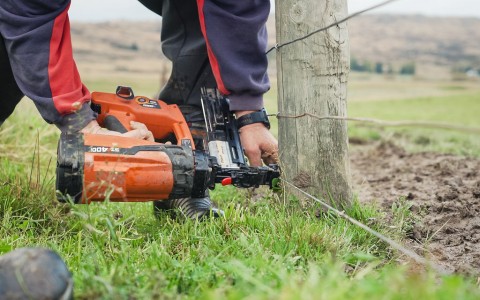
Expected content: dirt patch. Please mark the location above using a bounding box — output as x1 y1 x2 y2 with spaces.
350 141 480 274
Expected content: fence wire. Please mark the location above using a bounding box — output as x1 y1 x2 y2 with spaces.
267 0 401 54
268 0 467 276
281 179 449 275
272 113 480 134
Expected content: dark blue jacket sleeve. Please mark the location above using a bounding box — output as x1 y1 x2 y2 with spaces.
0 0 95 132
197 0 270 111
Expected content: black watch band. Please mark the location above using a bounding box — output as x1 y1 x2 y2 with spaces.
236 108 270 129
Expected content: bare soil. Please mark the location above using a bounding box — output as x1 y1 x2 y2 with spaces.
350 141 480 274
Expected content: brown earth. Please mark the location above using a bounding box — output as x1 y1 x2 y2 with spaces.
350 141 480 274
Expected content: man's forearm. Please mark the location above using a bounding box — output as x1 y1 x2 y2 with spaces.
0 0 92 131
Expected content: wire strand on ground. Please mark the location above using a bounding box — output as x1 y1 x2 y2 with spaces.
281 179 448 275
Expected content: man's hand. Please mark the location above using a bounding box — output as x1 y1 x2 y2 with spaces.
236 111 278 167
80 120 154 141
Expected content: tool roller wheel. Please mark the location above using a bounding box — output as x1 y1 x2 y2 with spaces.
153 196 223 219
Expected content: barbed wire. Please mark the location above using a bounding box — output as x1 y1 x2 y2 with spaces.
281 179 449 275
266 0 401 55
270 112 480 134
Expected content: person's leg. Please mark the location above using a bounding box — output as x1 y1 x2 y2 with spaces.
0 35 24 127
140 0 220 218
0 248 73 299
159 0 216 107
139 0 216 107
156 0 215 149
140 0 270 111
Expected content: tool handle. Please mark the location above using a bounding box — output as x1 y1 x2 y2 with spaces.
103 115 128 133
92 87 195 148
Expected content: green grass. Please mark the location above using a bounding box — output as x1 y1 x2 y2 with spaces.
2 78 480 299
2 155 478 299
348 92 480 157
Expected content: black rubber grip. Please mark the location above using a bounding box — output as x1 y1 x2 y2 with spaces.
56 133 84 203
104 115 128 133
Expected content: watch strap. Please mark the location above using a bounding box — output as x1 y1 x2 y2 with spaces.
236 109 270 129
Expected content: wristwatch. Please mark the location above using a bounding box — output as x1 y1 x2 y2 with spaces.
236 108 270 130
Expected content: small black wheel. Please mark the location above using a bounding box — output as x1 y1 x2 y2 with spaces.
153 197 223 219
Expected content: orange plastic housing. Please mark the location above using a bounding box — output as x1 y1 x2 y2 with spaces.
80 134 175 203
91 90 194 148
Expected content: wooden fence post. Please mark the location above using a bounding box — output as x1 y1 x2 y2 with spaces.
275 0 352 206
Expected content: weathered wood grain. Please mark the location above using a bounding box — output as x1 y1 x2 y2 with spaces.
275 0 352 206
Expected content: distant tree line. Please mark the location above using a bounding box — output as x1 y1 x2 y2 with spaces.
451 64 480 80
452 65 480 75
350 57 416 75
110 41 139 51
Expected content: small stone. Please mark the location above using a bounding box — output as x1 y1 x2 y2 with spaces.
473 189 480 199
413 176 423 182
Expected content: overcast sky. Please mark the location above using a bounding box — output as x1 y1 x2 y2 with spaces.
69 0 480 22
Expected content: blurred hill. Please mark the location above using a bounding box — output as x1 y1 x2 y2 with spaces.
71 15 480 80
71 21 163 79
347 15 480 78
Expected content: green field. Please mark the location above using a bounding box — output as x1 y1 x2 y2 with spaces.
266 74 480 157
346 74 480 157
1 75 480 299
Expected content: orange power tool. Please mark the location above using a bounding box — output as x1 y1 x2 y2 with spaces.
56 87 279 204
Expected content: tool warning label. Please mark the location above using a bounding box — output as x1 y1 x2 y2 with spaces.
88 146 120 153
136 97 161 109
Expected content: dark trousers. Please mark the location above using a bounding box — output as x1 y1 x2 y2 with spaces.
0 35 23 126
139 0 217 107
140 0 270 112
